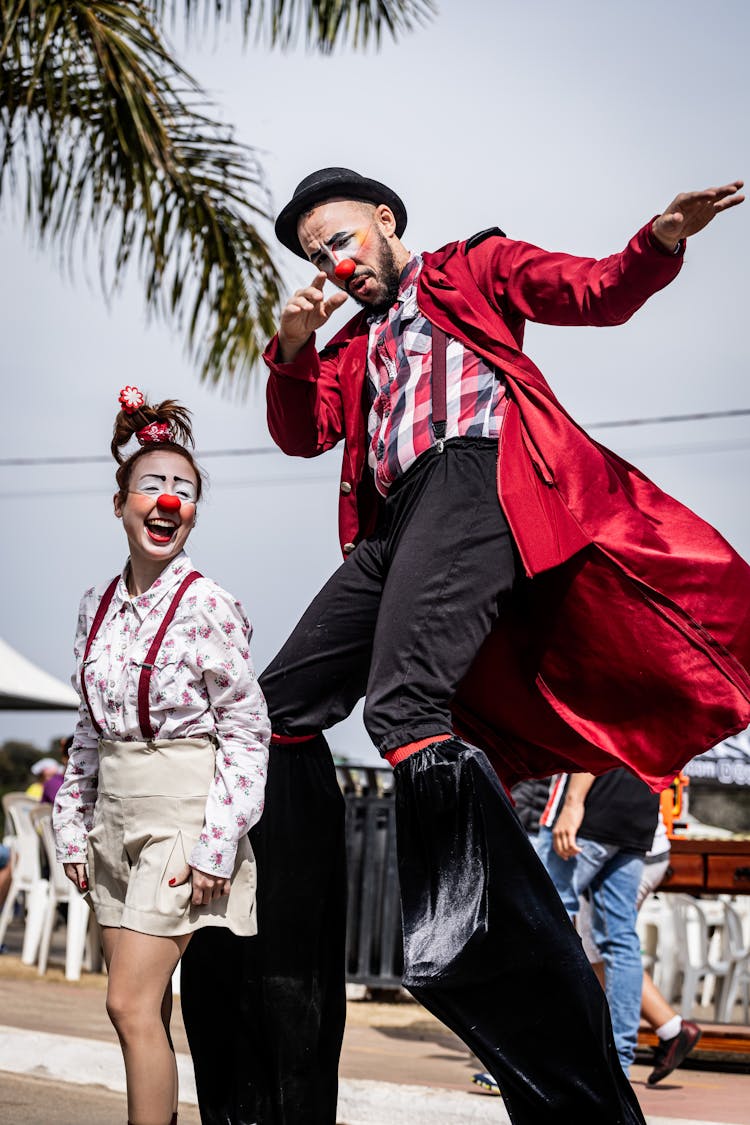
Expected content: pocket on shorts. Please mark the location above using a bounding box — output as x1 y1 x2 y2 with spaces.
85 824 99 889
156 831 192 918
85 815 107 891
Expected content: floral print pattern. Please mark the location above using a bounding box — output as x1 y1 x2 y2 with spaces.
53 552 270 878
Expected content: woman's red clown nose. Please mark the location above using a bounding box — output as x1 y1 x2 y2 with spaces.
157 493 182 512
334 258 357 280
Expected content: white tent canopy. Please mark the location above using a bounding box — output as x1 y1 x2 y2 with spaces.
0 637 78 711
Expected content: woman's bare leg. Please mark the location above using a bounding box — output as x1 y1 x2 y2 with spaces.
104 928 190 1125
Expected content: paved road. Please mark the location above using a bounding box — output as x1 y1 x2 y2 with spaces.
0 1072 201 1125
3 940 750 1125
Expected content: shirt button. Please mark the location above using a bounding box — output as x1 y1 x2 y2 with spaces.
343 542 356 554
340 481 352 495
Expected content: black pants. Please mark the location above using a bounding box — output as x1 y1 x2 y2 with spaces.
261 439 516 754
182 441 646 1124
397 739 645 1124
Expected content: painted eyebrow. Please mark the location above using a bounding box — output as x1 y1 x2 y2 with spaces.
309 230 350 261
137 473 194 485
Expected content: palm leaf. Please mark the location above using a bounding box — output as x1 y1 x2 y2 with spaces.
0 0 430 387
149 0 436 52
1 0 280 388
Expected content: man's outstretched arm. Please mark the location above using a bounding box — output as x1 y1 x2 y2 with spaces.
476 180 744 329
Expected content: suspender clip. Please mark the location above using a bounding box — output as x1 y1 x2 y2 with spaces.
436 438 445 454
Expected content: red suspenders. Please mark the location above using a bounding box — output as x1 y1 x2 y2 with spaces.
80 570 202 740
79 577 119 737
136 572 201 739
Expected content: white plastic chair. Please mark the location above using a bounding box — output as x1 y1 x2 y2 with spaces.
637 893 674 987
670 894 735 1019
715 899 750 1024
28 804 99 980
0 793 48 960
697 897 729 1009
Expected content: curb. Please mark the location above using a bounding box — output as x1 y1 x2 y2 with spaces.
0 1025 735 1125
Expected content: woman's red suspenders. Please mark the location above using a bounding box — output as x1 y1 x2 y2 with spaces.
79 571 202 739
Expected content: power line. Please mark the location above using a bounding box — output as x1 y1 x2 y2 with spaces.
2 438 749 502
1 407 748 468
586 407 750 430
0 446 281 468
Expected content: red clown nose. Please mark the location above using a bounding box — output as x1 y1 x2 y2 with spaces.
333 258 357 280
157 493 182 512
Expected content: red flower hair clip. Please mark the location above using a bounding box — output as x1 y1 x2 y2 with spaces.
137 422 173 445
119 386 145 414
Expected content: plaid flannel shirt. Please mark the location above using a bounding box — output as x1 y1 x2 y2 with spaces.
366 254 507 495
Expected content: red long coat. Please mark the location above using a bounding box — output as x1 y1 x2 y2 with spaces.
264 222 750 790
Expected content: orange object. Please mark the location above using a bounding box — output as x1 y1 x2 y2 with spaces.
661 773 690 837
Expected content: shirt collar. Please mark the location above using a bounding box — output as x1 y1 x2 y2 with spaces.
397 253 423 299
369 253 423 324
114 551 194 620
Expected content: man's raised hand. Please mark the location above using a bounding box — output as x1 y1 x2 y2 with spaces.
278 271 349 363
652 180 744 251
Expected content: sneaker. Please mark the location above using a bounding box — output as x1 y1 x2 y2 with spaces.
471 1071 501 1095
647 1019 702 1085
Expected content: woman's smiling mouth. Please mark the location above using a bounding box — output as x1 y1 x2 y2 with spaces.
145 518 178 544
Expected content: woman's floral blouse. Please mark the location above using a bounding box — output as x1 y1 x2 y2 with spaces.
53 553 270 878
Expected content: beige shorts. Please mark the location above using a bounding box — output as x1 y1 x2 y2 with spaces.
86 737 256 938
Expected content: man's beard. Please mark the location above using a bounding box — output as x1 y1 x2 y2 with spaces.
348 231 402 316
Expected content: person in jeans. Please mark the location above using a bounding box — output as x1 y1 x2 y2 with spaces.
575 813 702 1084
537 769 658 1073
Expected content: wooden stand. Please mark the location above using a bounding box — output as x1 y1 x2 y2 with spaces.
640 836 750 1060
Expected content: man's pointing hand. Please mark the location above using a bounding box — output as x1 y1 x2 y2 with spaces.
278 271 349 363
652 180 744 252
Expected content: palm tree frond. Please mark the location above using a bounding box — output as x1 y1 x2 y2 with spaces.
147 0 436 52
0 0 284 387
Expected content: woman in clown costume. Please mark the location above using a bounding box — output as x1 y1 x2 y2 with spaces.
53 387 270 1125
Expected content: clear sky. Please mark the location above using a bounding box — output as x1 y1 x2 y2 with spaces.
1 0 748 763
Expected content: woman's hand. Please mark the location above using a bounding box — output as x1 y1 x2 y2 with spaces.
169 864 231 906
63 862 89 892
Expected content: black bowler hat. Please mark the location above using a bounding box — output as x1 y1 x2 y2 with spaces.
274 167 408 259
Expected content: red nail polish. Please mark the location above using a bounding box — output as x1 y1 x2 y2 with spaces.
168 878 176 886
81 881 88 890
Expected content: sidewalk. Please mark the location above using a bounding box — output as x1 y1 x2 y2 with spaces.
1 949 749 1125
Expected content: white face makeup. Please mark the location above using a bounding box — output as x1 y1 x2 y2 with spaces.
131 470 198 504
114 450 199 582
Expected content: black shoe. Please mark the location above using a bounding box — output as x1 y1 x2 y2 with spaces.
647 1020 702 1085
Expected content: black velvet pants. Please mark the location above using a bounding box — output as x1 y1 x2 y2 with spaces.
396 739 645 1124
181 738 346 1125
181 441 646 1124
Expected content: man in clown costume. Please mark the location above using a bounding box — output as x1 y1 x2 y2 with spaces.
182 168 747 1125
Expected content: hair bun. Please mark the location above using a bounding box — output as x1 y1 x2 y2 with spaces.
111 391 195 465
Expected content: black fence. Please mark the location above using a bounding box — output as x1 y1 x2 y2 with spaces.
337 764 403 989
